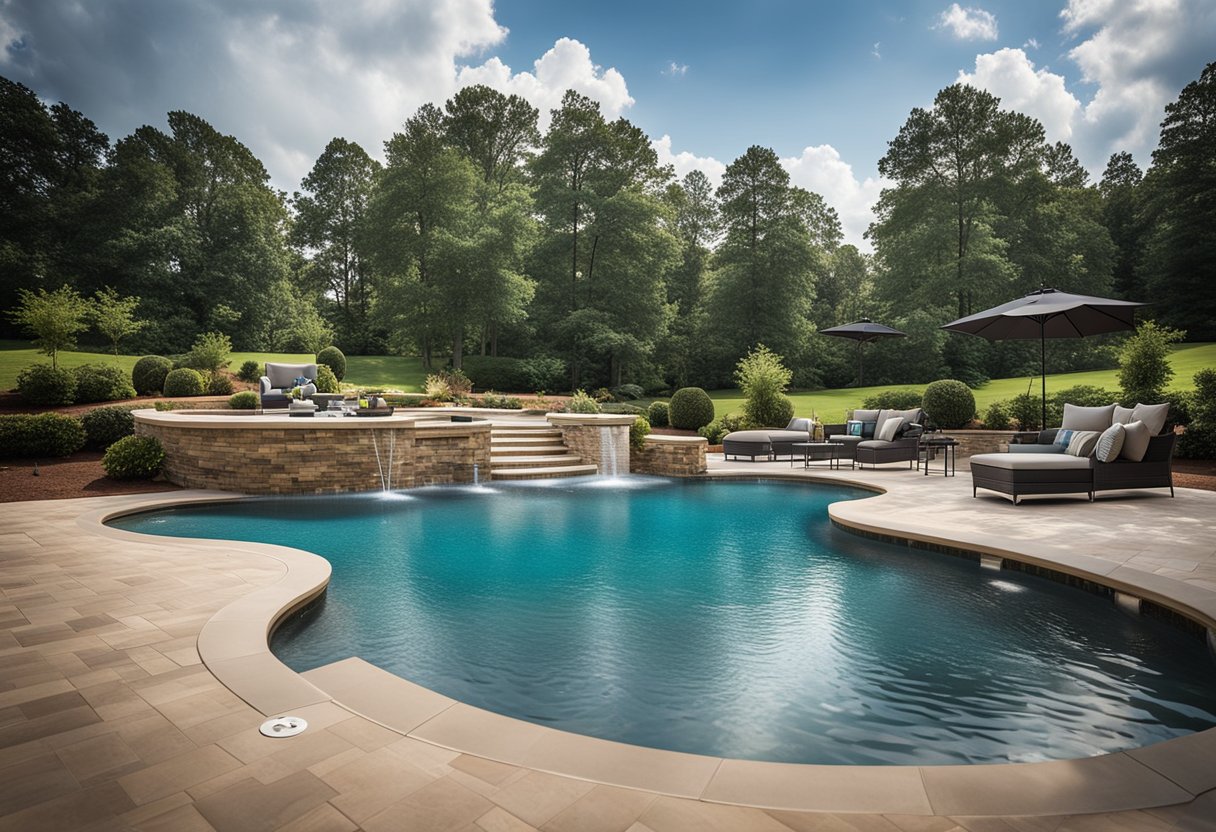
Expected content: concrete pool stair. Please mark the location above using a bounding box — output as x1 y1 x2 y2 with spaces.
490 424 599 480
2 460 1216 829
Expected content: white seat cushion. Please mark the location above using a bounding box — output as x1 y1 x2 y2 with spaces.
969 453 1092 471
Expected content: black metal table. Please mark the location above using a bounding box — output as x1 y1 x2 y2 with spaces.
791 442 847 470
920 437 959 476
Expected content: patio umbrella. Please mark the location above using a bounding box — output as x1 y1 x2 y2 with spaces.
819 318 906 386
941 287 1145 429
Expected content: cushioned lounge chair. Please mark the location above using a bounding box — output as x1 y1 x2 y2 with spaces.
722 418 818 461
260 363 318 410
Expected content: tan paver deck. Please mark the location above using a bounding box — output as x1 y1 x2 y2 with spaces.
1 455 1215 830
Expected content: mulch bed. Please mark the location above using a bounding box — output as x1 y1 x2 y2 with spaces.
0 450 180 502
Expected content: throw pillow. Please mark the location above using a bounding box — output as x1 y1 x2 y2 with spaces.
846 420 864 436
861 421 878 439
1120 420 1151 462
1061 403 1117 432
1113 405 1135 425
852 409 881 423
1053 429 1076 449
1065 430 1102 457
1132 402 1169 436
877 417 901 442
1094 423 1126 463
293 376 313 388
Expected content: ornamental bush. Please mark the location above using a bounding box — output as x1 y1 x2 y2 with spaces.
630 415 651 449
316 346 346 381
72 363 137 403
81 406 137 449
1008 393 1044 431
568 389 601 414
185 331 232 373
132 355 173 395
669 386 715 430
163 367 205 397
698 413 745 445
206 371 235 396
983 401 1011 430
314 365 340 394
647 400 669 427
228 391 259 409
735 345 793 429
16 363 76 406
102 435 165 480
1119 321 1183 405
862 389 924 411
237 360 261 383
921 379 976 429
613 383 644 401
0 413 85 458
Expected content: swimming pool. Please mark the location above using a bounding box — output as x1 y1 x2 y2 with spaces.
111 477 1216 766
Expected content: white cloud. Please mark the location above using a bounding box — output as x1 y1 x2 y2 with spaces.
651 135 726 185
871 42 882 59
457 37 633 129
936 4 999 40
781 145 887 250
663 61 688 77
1024 37 1040 50
957 48 1081 141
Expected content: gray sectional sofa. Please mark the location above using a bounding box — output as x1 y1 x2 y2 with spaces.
824 408 925 466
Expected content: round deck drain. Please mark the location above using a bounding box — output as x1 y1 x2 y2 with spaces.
259 716 307 738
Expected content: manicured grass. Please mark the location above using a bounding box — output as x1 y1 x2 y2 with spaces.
343 355 428 392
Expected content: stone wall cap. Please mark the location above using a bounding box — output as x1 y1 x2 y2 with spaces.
133 409 490 432
547 413 637 426
644 434 708 445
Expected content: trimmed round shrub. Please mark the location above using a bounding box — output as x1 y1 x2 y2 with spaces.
983 401 1011 431
744 394 794 429
72 363 136 403
630 415 651 450
613 383 644 401
132 355 173 395
921 379 976 429
316 346 346 381
669 387 715 430
315 365 340 394
81 406 137 449
229 391 259 409
16 363 76 406
0 413 86 457
647 400 669 427
862 389 924 411
568 390 601 414
163 367 205 397
102 434 164 480
237 360 261 383
206 372 235 396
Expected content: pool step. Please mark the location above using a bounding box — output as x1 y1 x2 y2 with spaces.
491 433 564 446
491 463 600 480
491 444 570 457
491 454 585 468
488 423 599 480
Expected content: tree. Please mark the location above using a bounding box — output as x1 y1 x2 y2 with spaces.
91 286 146 354
292 138 380 352
659 170 719 387
1118 320 1184 404
1142 61 1216 340
789 187 842 252
443 85 539 191
735 344 794 428
9 285 91 368
1099 152 1148 300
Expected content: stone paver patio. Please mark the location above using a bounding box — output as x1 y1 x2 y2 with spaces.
2 455 1215 830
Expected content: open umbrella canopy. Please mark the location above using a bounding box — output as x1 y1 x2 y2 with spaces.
942 288 1145 428
819 318 906 386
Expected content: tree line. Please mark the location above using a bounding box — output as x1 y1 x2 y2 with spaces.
2 62 1212 393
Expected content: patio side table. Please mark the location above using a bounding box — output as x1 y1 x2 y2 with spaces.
920 437 959 477
791 442 847 470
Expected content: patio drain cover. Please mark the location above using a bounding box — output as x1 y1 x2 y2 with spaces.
259 716 307 738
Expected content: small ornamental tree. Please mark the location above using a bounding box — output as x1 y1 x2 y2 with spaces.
735 344 794 428
91 287 146 355
1119 321 1184 405
8 286 91 369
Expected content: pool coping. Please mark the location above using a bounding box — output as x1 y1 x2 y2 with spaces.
79 478 1216 817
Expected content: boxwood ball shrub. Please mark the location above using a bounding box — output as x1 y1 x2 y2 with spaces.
921 379 976 429
229 390 259 409
316 346 346 381
163 367 205 397
72 363 137 403
81 406 137 449
206 372 235 396
630 415 651 449
669 387 715 430
315 365 340 394
16 363 77 406
237 360 261 383
132 355 173 395
102 435 165 480
647 400 669 427
0 413 86 458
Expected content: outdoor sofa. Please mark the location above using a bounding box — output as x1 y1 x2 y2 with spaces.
260 362 318 410
969 402 1176 504
722 418 820 461
824 407 925 466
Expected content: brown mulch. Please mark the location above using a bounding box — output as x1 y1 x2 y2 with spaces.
0 451 180 503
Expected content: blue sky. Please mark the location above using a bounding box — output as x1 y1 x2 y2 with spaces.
2 0 1213 246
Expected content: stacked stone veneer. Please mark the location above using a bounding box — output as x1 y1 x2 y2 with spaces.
938 430 1023 457
546 414 633 475
631 435 707 476
135 411 490 495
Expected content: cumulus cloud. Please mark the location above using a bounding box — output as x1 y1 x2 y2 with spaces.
957 48 1080 141
780 145 887 249
652 135 726 185
936 4 999 40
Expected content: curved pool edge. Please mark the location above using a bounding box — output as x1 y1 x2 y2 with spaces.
80 482 1216 817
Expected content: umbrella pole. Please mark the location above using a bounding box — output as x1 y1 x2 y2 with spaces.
1040 324 1047 430
858 341 863 387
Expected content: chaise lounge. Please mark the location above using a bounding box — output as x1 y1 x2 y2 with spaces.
722 418 819 461
260 363 319 410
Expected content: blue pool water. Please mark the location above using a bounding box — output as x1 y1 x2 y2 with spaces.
111 478 1216 765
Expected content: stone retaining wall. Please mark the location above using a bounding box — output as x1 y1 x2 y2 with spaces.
631 435 708 476
938 429 1023 457
546 413 633 475
135 411 490 495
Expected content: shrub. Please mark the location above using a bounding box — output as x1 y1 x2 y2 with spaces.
568 390 601 414
102 434 164 480
1119 321 1184 405
444 368 473 399
132 355 173 395
185 331 232 373
462 355 567 393
383 394 426 407
983 401 1011 430
229 391 258 409
237 360 261 383
735 345 793 429
206 372 235 396
1178 423 1216 459
921 379 976 429
475 392 523 409
613 383 644 401
1192 368 1216 423
602 403 645 415
1008 393 1044 431
647 400 669 427
72 363 136 403
163 368 205 397
81 406 137 449
862 389 924 411
669 386 715 430
16 363 76 406
314 365 340 394
698 414 745 445
424 373 451 401
0 413 85 458
153 401 181 411
316 346 346 381
630 415 651 450
592 387 614 403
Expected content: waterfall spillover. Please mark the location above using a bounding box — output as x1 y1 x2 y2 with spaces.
370 429 396 491
599 426 619 478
